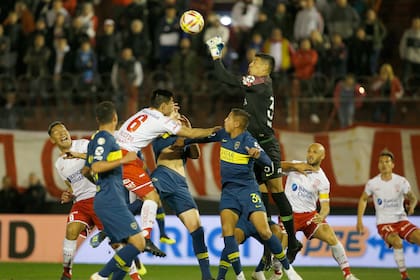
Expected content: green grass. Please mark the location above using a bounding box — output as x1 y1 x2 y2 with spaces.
1 263 420 280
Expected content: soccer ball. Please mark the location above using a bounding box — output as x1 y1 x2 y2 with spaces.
180 10 204 35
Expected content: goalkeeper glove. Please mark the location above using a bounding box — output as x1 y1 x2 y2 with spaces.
205 36 224 59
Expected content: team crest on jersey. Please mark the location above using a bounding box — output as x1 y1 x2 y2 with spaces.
130 222 138 230
97 137 106 145
242 75 255 86
234 141 240 150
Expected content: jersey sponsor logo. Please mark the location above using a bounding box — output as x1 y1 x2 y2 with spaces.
292 183 298 191
94 147 104 161
220 147 249 164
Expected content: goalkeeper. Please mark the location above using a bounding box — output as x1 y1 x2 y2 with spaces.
206 36 302 263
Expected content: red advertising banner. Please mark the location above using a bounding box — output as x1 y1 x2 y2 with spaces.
0 126 419 206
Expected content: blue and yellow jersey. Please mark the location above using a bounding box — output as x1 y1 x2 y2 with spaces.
153 133 192 164
85 130 127 206
186 129 272 188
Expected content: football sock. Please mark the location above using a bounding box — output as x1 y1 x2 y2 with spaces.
129 260 139 279
217 249 230 280
331 242 350 275
264 234 289 270
156 207 166 237
63 238 77 271
191 227 212 279
99 244 140 277
128 199 143 215
140 199 158 239
393 248 407 274
223 235 242 275
261 192 271 217
112 269 127 280
271 192 298 248
255 258 265 272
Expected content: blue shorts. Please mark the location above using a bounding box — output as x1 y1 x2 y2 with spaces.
94 191 141 244
219 186 266 219
151 166 198 216
236 216 275 244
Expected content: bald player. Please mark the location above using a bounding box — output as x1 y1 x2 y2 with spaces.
284 143 359 280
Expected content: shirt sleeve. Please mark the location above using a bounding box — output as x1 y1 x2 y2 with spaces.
162 116 182 135
214 59 243 87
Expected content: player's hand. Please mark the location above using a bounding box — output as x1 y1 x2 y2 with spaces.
356 221 364 234
311 213 324 224
406 204 415 215
246 146 260 159
121 151 137 164
205 36 224 60
61 190 74 204
180 114 192 128
211 126 223 133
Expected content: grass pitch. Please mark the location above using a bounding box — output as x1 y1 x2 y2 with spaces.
1 263 420 280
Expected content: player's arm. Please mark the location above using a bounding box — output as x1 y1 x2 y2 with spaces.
313 200 330 224
356 191 369 233
249 145 274 176
176 125 222 139
60 181 74 204
281 161 315 174
64 151 87 159
91 151 137 174
405 190 418 215
179 114 200 159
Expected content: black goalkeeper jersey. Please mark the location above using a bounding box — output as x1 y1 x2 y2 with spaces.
213 59 275 140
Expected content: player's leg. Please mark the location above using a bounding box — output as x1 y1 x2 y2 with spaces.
386 231 409 280
249 211 302 280
268 223 287 280
61 221 86 280
156 198 176 245
313 224 358 280
219 209 244 280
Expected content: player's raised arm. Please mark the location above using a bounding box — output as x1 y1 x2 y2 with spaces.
176 125 222 139
91 151 137 174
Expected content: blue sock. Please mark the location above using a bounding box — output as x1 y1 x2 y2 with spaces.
224 235 242 275
99 244 141 277
111 269 126 280
255 258 265 272
264 234 289 270
217 249 230 280
156 206 166 237
191 227 212 280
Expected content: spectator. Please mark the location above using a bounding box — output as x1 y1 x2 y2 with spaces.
347 27 370 76
119 0 149 31
44 0 70 28
22 172 46 213
399 17 420 87
3 10 24 75
14 1 36 36
0 88 23 129
292 38 319 124
0 24 15 75
123 19 151 70
68 16 90 50
363 9 387 75
0 175 22 213
327 0 360 42
294 0 324 42
97 19 121 74
272 2 294 41
153 5 181 68
111 47 143 118
309 29 330 75
247 32 264 53
27 17 49 48
251 10 275 42
333 73 364 128
189 0 214 20
24 33 51 79
371 63 404 124
78 2 98 41
230 0 259 59
327 33 348 80
74 40 98 105
168 37 200 113
49 36 74 77
47 13 71 49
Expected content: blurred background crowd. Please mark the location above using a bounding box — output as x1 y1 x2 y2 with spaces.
0 0 419 214
0 0 418 132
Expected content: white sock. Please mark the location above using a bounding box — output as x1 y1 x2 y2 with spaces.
331 243 350 270
140 200 158 238
63 238 77 269
236 271 246 280
129 260 138 275
393 248 407 272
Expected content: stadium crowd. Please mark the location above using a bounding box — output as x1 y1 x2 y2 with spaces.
0 0 418 131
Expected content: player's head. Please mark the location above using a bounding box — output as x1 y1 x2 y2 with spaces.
151 89 175 116
224 108 250 133
95 101 118 127
248 53 274 76
378 149 395 174
48 121 72 150
306 142 325 167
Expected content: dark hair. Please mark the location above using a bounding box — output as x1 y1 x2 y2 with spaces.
151 89 173 108
231 108 250 129
255 53 274 74
47 121 64 135
96 101 116 125
380 149 394 161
